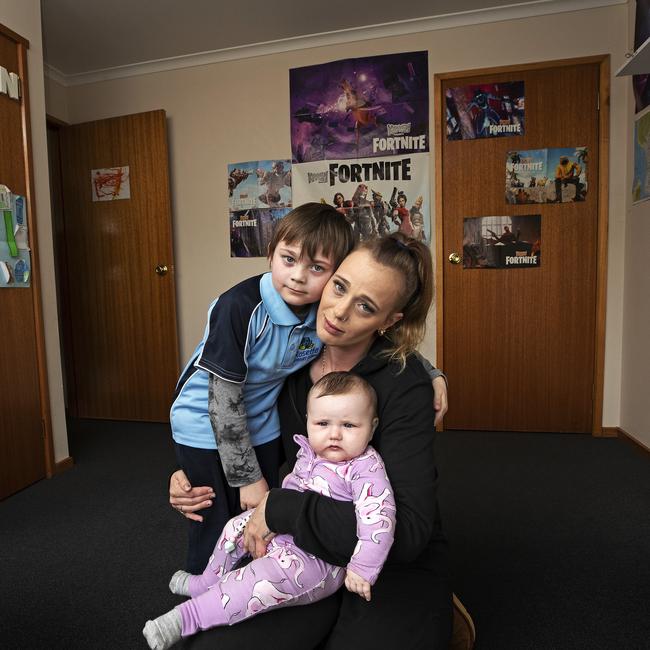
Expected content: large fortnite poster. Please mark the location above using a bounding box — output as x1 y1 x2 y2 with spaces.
289 52 429 163
292 153 430 242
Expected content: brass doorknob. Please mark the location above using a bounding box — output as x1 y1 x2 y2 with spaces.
448 253 461 265
155 264 168 276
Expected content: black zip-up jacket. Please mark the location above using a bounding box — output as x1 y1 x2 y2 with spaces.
266 336 447 572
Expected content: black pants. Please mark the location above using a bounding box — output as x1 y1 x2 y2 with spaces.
174 438 282 574
555 177 582 201
180 540 453 650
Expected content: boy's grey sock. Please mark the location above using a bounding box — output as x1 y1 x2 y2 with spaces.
169 570 191 596
143 608 182 650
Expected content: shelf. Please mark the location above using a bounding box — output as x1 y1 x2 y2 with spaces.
617 36 650 77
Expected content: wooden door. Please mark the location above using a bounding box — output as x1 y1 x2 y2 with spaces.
436 60 607 433
0 24 53 499
58 111 179 421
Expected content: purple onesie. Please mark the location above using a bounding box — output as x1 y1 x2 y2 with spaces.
177 434 396 636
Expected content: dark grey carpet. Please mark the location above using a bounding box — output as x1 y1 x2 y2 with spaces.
1 422 649 649
436 431 650 650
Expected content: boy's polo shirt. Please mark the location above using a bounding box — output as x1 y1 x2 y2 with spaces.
171 273 322 450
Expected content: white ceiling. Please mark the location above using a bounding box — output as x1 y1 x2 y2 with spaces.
41 0 538 76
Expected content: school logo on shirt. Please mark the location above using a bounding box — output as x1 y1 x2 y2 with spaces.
295 336 321 361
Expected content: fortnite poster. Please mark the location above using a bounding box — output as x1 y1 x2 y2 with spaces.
228 160 292 210
227 160 292 257
292 153 430 243
463 215 541 269
506 147 588 204
289 52 429 163
230 208 291 258
446 81 524 140
632 107 650 205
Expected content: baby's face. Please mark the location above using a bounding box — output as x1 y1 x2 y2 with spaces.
306 390 377 462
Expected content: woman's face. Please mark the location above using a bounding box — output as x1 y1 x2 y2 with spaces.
317 249 405 349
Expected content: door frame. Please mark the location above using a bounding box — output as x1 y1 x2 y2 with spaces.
433 55 610 436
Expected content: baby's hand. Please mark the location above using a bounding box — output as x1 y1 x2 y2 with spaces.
345 569 371 602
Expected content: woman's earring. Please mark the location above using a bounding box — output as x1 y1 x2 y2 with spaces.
378 329 386 337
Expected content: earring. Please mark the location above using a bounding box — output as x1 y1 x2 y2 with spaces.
378 329 386 336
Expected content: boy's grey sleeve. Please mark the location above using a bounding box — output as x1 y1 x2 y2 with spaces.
208 374 263 487
413 351 447 384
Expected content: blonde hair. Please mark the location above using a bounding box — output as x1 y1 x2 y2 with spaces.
356 233 433 369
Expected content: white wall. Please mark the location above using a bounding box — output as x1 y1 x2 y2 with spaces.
620 1 650 448
0 0 69 461
44 75 69 123
49 4 629 430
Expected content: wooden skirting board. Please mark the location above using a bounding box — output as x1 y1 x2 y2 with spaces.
615 427 650 458
54 456 74 474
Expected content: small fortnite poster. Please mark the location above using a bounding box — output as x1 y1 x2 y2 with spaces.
228 160 292 211
227 160 292 257
506 147 587 204
463 215 541 269
292 152 430 243
446 81 524 140
290 51 429 162
229 208 291 258
632 107 650 204
0 184 31 287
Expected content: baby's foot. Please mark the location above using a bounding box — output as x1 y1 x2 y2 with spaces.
168 570 191 596
143 608 182 650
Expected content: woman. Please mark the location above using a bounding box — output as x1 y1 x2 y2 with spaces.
169 234 451 649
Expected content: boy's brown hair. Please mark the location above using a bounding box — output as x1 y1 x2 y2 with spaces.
268 202 354 269
308 371 378 417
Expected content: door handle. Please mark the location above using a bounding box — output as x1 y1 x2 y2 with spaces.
448 253 461 265
155 264 168 276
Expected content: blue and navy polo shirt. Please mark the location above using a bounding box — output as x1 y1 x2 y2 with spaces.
170 273 322 450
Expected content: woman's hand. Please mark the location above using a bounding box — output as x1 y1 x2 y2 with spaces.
169 469 215 522
242 492 275 558
239 477 269 511
432 376 448 426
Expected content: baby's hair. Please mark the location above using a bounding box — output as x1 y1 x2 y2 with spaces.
308 371 378 416
268 202 354 269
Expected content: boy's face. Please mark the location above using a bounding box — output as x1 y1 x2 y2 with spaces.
269 240 335 309
307 390 378 462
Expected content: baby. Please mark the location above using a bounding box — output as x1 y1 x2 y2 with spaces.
144 371 396 649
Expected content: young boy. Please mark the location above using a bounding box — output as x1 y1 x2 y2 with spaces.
145 372 396 650
170 203 354 573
